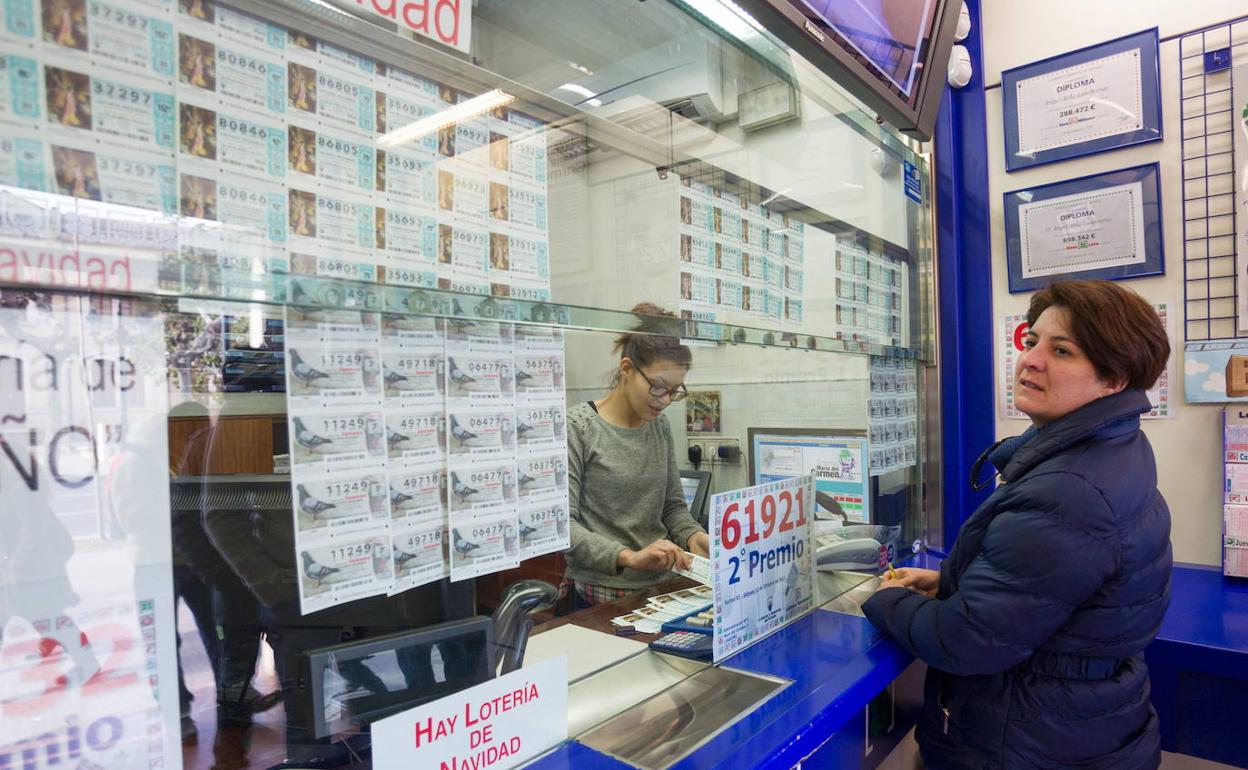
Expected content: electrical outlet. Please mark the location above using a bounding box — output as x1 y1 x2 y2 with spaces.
686 437 740 464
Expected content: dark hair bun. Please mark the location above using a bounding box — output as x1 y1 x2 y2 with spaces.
610 302 692 378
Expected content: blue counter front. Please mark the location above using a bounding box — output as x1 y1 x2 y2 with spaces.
529 607 922 770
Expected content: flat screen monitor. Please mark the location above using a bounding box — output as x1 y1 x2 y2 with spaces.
305 616 495 739
734 0 963 139
747 427 870 524
679 469 712 528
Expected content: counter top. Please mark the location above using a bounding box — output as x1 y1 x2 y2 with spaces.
528 607 913 770
1155 563 1248 653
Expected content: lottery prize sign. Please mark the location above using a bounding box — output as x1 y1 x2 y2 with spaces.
711 476 815 662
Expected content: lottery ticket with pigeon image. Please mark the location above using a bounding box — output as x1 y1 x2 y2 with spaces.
286 340 382 406
446 406 515 459
518 497 568 559
514 353 563 396
384 407 445 465
387 464 446 524
297 530 392 614
445 351 513 404
515 402 566 452
389 520 448 592
448 511 519 581
514 324 562 349
447 462 516 514
292 471 387 536
516 452 567 503
286 307 380 340
381 313 443 344
444 310 512 342
288 409 384 473
381 343 443 405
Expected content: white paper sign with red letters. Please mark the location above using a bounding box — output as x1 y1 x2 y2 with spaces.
372 655 567 770
711 476 815 663
331 0 473 54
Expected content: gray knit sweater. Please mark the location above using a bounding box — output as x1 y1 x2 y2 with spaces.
564 401 704 589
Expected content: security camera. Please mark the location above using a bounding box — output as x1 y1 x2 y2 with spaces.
947 44 972 89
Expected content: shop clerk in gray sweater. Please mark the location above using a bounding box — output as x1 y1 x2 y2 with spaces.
565 304 711 606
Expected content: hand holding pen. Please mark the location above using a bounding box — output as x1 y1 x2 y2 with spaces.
876 566 940 597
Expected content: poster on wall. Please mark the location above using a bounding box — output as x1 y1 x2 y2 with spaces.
1000 303 1172 418
1184 339 1248 403
1233 63 1248 333
0 294 182 770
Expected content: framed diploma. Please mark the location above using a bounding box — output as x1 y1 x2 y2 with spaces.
1003 163 1163 293
1002 29 1161 171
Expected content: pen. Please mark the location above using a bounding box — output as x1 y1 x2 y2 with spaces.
887 561 899 581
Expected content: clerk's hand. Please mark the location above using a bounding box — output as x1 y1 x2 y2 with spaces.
876 567 940 597
686 531 710 558
620 539 691 572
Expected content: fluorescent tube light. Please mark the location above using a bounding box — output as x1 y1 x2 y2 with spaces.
377 88 514 149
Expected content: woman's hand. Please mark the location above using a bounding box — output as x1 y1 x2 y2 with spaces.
876 567 940 597
686 531 710 557
619 539 691 572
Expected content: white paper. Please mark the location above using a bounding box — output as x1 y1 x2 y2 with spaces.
372 657 566 770
1016 49 1145 156
1018 181 1146 278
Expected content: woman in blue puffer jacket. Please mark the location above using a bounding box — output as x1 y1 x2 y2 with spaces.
863 279 1172 769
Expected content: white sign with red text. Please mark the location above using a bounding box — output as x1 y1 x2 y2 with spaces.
372 655 567 770
711 476 815 663
333 0 473 55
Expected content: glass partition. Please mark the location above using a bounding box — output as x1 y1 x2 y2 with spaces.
0 0 936 767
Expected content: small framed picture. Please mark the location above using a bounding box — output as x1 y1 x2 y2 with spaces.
1002 29 1162 172
1003 162 1163 293
685 390 721 434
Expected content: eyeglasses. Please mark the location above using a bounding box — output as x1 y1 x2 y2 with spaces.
635 367 688 401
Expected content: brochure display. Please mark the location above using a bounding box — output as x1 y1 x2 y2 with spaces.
1002 29 1162 172
710 476 815 663
1224 408 1248 578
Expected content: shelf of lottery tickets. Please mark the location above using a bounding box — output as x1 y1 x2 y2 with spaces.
1223 407 1248 578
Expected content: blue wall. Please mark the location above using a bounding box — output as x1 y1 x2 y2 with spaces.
934 0 995 550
